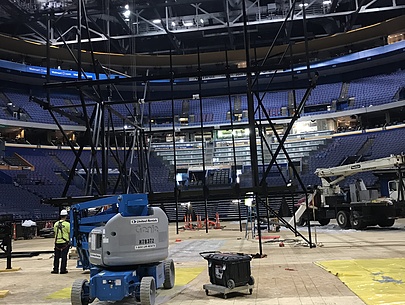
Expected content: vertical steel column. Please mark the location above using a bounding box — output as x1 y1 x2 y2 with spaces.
46 13 51 99
225 48 242 232
241 0 262 255
77 0 82 81
398 166 404 202
197 46 209 234
170 49 180 235
100 101 107 194
301 0 314 247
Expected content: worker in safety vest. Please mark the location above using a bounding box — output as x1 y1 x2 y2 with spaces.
51 209 70 274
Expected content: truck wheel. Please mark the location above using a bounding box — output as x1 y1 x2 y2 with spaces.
378 218 395 227
71 279 90 305
140 277 156 305
297 217 306 226
336 211 351 229
350 211 366 230
318 218 330 226
163 259 175 289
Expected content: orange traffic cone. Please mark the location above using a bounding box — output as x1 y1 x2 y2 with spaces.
197 215 203 229
184 215 189 229
13 222 17 240
214 212 221 229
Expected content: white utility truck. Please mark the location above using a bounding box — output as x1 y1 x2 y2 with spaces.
290 154 405 229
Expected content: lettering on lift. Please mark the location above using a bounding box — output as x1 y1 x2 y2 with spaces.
130 218 158 224
135 225 159 234
138 238 155 245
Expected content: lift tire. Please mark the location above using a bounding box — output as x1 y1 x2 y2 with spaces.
378 218 395 227
248 275 255 285
140 276 156 305
163 259 175 289
336 211 351 229
318 218 330 226
350 211 366 230
71 279 90 305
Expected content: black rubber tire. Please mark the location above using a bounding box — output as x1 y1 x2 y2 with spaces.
350 211 366 230
296 217 307 226
140 277 156 305
71 279 90 305
227 279 235 289
336 210 351 229
248 275 255 285
378 218 395 227
163 259 175 289
318 218 330 226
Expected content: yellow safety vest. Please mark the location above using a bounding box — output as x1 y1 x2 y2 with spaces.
54 220 70 244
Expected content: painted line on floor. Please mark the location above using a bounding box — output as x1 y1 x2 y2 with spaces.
0 267 21 272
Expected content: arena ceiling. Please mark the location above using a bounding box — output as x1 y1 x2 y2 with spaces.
0 0 404 68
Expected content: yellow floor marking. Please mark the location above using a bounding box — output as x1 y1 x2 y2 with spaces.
46 287 71 299
0 267 21 272
316 258 405 305
45 266 206 299
175 267 205 286
0 290 10 298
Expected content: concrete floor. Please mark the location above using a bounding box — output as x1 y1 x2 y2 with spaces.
1 218 405 305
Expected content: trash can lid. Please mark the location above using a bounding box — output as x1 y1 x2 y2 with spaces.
206 252 252 262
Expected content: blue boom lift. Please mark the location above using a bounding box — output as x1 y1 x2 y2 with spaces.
69 194 175 305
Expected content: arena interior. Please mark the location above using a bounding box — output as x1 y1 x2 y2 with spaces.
0 0 405 305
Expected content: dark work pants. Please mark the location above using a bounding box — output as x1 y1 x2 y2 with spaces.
53 243 69 272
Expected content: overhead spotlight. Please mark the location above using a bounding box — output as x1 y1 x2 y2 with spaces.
152 19 161 24
322 0 332 4
125 4 129 9
299 3 308 7
199 18 204 25
123 9 131 19
171 21 176 27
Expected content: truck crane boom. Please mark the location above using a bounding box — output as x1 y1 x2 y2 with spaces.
315 154 405 187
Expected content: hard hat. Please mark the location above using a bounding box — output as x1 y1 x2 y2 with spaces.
60 209 68 216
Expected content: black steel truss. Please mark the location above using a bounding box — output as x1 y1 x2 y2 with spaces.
31 0 337 252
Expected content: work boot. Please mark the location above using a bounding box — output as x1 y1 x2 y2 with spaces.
51 270 58 274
